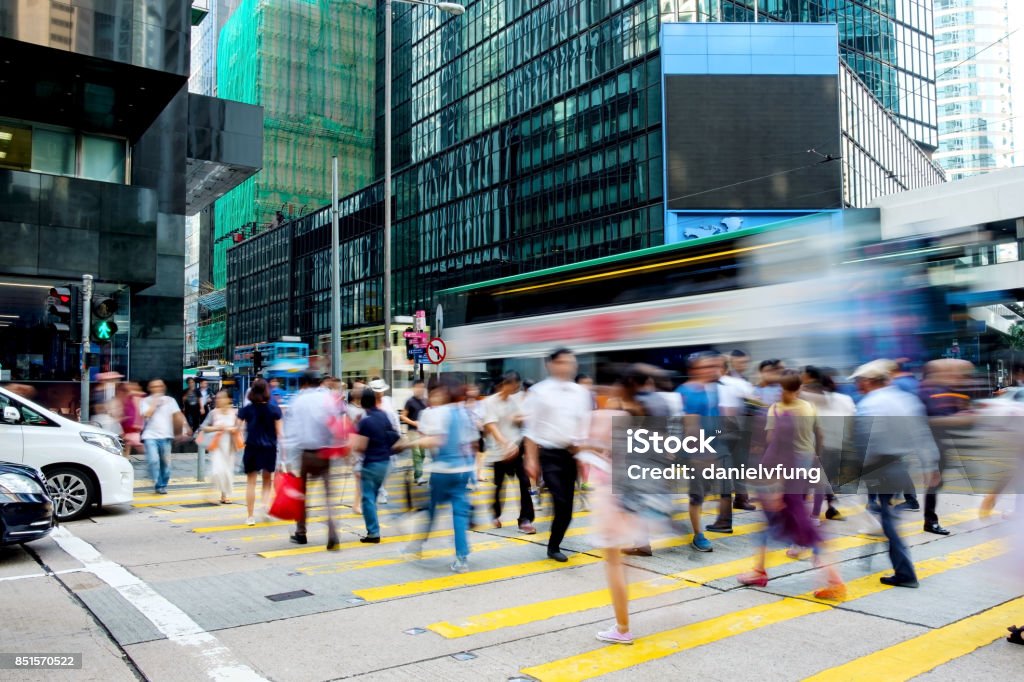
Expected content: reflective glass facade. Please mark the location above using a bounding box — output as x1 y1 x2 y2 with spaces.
933 0 1014 179
226 0 943 351
662 1 939 150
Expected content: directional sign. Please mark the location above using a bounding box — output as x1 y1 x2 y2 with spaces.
426 337 446 364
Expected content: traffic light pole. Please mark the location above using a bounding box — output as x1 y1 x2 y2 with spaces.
80 274 93 423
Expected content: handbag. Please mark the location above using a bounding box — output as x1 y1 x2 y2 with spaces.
268 471 306 521
322 411 356 460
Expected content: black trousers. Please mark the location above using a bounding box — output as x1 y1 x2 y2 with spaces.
493 450 535 525
925 428 953 525
540 448 577 553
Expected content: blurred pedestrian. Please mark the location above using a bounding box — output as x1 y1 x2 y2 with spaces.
406 377 479 572
524 348 592 562
738 370 845 600
140 379 189 494
802 366 856 523
268 377 287 406
676 351 727 551
283 372 341 550
719 351 756 512
368 377 397 505
238 378 282 525
584 378 645 645
918 359 973 535
182 378 203 435
483 371 535 534
401 380 429 485
200 390 240 504
120 382 145 455
352 388 401 543
853 360 941 588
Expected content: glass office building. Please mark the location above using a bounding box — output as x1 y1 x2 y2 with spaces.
227 0 943 354
666 1 939 150
933 0 1014 179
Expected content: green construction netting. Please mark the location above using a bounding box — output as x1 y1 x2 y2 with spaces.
213 0 376 289
196 321 226 351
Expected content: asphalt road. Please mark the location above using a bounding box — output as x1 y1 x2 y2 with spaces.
2 454 1022 681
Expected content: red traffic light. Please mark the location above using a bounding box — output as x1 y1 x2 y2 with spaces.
49 287 71 304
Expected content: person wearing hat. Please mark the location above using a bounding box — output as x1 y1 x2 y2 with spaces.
852 359 941 588
368 377 401 432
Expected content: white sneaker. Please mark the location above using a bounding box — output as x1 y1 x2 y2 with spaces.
246 516 255 526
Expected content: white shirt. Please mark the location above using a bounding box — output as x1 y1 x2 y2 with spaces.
719 374 754 412
378 395 401 432
483 392 524 459
140 395 181 440
522 378 591 449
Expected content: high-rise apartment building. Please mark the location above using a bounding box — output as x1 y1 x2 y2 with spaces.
933 0 1014 179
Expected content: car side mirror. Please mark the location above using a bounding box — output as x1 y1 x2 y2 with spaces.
3 406 21 424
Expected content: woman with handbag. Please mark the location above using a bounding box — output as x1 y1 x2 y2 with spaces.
237 379 283 525
200 390 242 504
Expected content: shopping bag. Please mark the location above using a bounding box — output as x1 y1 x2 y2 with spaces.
268 472 305 521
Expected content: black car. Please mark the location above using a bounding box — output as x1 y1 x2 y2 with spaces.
0 461 55 546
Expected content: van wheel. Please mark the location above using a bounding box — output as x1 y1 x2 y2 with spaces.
45 467 96 521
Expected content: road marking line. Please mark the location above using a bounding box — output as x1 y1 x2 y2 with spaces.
350 516 769 602
430 508 980 638
522 599 830 682
49 527 266 681
0 572 48 582
520 532 1006 681
806 537 1006 605
805 595 1024 681
354 552 602 602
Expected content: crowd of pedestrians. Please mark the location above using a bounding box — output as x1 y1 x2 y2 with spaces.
74 345 1022 649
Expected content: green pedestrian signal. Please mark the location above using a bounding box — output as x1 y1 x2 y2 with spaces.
91 319 118 343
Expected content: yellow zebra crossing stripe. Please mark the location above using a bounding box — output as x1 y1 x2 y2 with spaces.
805 595 1024 680
427 505 917 638
523 599 830 681
520 535 1008 681
353 552 602 602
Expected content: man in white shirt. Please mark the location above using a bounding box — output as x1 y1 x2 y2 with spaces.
524 348 592 562
483 371 535 534
716 351 757 514
140 379 187 494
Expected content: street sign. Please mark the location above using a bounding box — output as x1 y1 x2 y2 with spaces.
426 337 446 364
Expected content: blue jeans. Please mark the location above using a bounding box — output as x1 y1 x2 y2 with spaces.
427 471 472 560
360 459 390 537
144 438 173 491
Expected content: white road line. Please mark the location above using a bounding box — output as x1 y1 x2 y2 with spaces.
0 572 48 582
50 527 267 682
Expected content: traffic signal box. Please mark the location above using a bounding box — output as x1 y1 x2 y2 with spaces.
90 295 118 344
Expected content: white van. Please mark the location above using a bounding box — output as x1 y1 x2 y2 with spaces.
0 385 134 520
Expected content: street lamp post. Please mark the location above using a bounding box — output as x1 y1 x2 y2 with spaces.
382 0 464 391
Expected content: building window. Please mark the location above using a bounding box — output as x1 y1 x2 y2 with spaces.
0 119 128 184
0 122 32 170
81 135 126 183
32 128 75 176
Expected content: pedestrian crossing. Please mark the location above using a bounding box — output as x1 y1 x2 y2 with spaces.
133 476 1020 680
